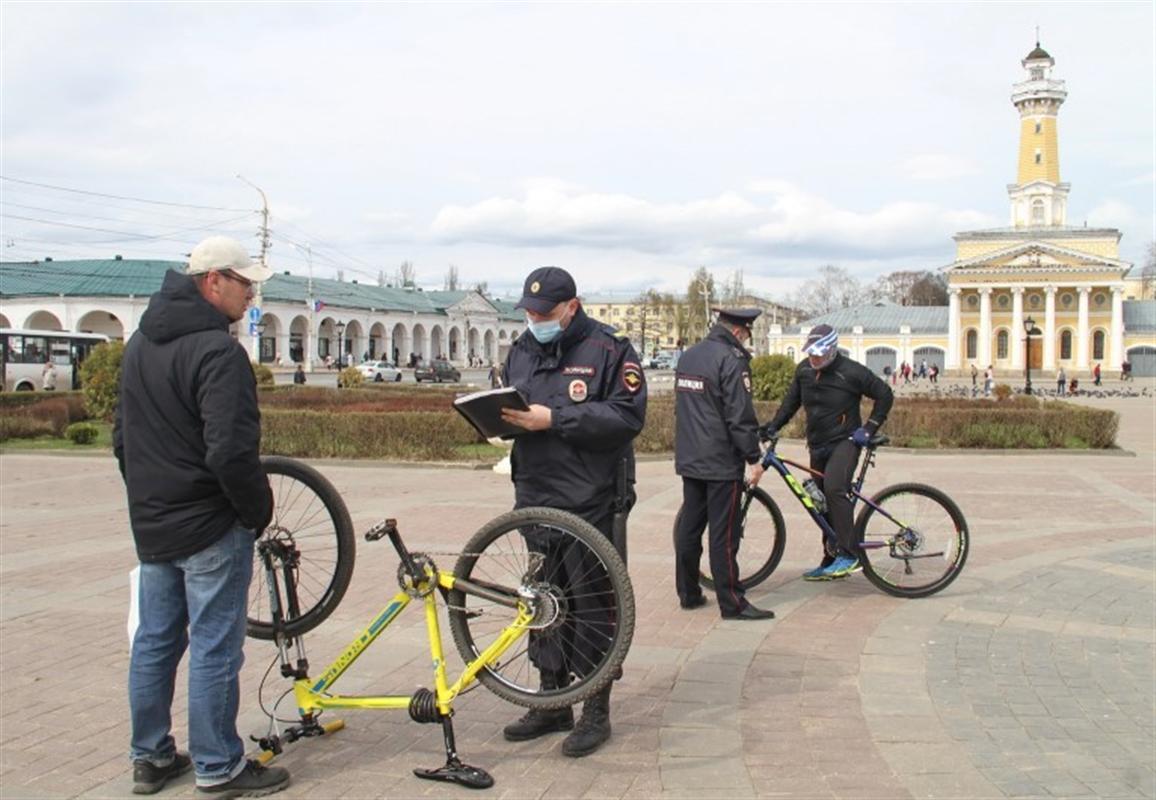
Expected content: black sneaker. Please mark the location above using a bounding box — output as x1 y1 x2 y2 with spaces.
197 760 290 798
133 752 192 795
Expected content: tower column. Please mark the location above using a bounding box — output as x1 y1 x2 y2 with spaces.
1011 286 1025 369
1043 286 1057 370
1076 286 1090 370
1110 287 1125 369
978 287 993 367
946 289 961 369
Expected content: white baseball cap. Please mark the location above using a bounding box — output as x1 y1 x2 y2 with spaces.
187 236 273 283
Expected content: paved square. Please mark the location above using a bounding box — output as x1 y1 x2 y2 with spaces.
1 394 1152 799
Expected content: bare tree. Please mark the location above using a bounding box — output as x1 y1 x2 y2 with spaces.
791 265 865 317
444 264 460 291
719 268 745 304
871 270 948 306
1142 241 1156 299
377 269 386 287
397 260 416 288
686 267 717 342
472 281 489 296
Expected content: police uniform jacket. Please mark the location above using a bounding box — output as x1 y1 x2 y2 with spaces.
504 307 647 519
765 353 893 448
674 324 761 481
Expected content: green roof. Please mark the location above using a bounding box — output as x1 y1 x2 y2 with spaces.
1 259 175 297
789 303 949 335
0 259 498 315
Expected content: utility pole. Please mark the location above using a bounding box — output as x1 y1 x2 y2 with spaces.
237 175 270 363
294 243 314 371
700 283 712 341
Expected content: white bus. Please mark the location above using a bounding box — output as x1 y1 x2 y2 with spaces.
0 328 110 392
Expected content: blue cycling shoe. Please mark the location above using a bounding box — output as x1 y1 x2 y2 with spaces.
817 555 861 579
802 564 830 581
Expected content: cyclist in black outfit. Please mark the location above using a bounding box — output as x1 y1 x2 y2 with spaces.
762 324 893 580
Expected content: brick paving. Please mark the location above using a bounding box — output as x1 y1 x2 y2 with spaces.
0 393 1153 799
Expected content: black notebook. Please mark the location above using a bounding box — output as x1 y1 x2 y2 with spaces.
453 387 531 439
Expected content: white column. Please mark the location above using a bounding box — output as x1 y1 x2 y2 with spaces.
1043 286 1057 370
304 327 313 371
946 289 961 369
1110 287 1125 369
1076 286 1090 370
978 287 992 367
1011 287 1025 369
276 330 291 366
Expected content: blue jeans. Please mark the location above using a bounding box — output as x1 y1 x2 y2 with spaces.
129 525 253 786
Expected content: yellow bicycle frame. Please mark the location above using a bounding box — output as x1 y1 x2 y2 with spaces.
292 570 535 719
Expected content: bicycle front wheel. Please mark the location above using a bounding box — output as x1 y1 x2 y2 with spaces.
447 507 635 710
672 486 787 593
855 483 968 598
247 456 356 640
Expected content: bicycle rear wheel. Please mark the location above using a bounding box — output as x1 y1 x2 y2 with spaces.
671 486 787 593
446 507 634 710
855 482 968 598
247 456 356 640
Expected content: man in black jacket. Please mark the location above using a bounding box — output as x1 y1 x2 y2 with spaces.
498 266 647 758
673 309 776 621
115 236 288 797
762 324 893 581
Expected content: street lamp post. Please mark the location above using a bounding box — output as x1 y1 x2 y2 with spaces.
1023 315 1038 395
335 321 346 370
255 317 267 364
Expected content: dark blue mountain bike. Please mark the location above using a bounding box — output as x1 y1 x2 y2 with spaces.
674 434 969 599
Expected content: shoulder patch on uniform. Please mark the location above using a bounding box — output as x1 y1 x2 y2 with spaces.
622 362 643 394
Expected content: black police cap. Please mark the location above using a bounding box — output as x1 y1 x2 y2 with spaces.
715 307 762 328
515 266 577 314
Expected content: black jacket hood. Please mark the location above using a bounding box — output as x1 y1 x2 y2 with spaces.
138 270 230 344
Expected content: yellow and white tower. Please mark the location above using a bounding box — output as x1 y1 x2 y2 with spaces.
1008 41 1069 227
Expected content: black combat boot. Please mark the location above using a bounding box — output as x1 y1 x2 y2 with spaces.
503 670 574 741
561 685 611 757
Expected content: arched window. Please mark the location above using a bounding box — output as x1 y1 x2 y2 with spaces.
786 347 796 360
996 330 1009 360
1031 199 1045 225
965 330 977 359
1060 330 1073 360
1093 330 1106 360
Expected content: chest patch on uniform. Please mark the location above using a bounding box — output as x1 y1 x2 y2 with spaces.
676 375 705 392
563 365 595 377
568 379 588 402
742 371 752 393
622 362 643 394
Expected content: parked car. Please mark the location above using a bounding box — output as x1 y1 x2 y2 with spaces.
358 360 403 382
414 359 461 383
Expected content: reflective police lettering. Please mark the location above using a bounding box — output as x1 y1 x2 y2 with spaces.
563 365 596 377
676 375 705 392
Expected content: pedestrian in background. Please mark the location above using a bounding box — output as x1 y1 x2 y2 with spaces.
1056 367 1067 396
41 358 57 391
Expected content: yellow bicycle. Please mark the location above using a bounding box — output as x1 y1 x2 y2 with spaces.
247 457 635 789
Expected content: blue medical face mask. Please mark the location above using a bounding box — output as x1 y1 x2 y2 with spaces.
527 316 563 343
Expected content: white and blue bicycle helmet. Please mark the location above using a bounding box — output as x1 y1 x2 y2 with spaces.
803 324 838 367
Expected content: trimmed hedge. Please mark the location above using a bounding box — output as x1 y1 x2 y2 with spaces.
0 394 90 440
65 422 100 445
259 386 455 413
0 416 55 441
261 409 484 460
0 390 85 409
635 395 1117 451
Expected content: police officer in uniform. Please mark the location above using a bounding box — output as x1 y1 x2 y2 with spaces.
673 308 775 620
498 266 647 757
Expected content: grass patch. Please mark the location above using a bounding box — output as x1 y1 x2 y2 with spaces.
0 422 113 451
453 443 508 461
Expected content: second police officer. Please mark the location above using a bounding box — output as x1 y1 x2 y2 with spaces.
499 266 647 757
672 308 776 620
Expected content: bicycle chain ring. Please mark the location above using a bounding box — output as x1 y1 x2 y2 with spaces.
397 552 439 597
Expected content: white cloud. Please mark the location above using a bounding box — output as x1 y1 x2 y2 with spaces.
429 179 996 260
901 154 979 181
1085 199 1146 234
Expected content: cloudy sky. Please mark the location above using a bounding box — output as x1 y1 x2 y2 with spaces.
1 2 1152 300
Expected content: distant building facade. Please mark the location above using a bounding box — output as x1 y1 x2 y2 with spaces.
768 42 1156 377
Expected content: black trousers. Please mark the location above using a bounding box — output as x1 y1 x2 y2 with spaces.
673 477 747 617
809 439 861 559
518 501 629 681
